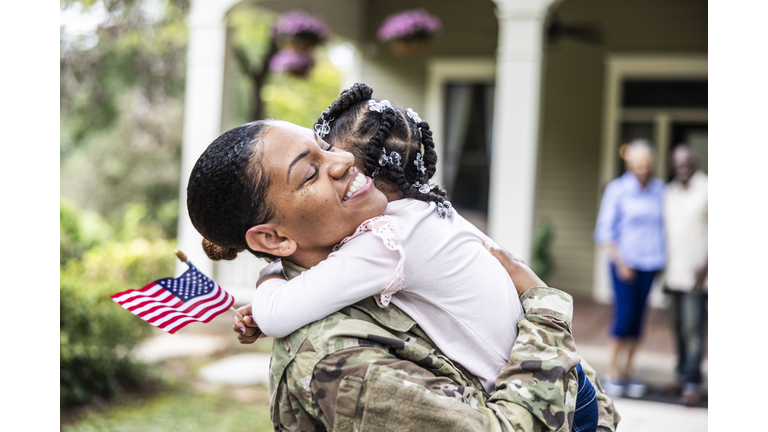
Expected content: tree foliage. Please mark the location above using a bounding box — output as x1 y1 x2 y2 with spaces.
61 1 344 236
60 0 189 236
59 2 346 411
60 201 176 409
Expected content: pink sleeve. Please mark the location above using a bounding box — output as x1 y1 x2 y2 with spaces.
251 216 404 338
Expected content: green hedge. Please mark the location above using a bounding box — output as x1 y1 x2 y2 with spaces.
60 203 177 409
530 221 555 282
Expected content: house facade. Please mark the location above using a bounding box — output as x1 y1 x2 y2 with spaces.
176 0 707 304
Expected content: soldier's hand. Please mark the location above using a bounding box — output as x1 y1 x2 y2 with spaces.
484 242 547 295
233 303 267 344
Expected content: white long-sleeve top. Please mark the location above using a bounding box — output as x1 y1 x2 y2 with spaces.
252 198 524 394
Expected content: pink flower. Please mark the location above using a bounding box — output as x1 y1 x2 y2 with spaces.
271 10 329 44
377 9 441 42
269 48 315 75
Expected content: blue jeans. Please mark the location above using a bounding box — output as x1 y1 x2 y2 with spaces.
665 288 707 385
573 363 598 432
609 263 657 338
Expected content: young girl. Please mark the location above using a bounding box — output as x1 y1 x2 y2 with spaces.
250 84 523 397
248 83 596 431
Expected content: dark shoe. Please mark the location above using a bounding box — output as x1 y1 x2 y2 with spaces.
679 384 701 407
664 381 683 396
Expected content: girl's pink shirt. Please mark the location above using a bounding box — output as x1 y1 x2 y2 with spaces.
252 198 523 395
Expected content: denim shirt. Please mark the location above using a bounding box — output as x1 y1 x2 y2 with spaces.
594 171 666 271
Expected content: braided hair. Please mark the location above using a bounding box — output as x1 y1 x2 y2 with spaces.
315 83 450 211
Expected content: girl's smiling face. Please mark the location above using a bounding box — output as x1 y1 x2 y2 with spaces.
254 121 387 261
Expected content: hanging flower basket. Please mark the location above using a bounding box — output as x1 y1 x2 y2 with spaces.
269 48 316 77
377 9 441 58
271 10 330 53
390 38 431 57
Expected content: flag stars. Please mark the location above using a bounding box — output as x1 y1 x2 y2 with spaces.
157 265 218 301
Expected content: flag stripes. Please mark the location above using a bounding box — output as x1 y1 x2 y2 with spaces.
110 261 235 334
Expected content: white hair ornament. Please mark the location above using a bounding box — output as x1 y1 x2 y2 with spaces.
369 99 393 113
314 108 334 138
406 108 422 124
378 148 402 167
436 201 452 219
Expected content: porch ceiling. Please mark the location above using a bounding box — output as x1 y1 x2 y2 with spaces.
236 0 499 55
236 0 365 41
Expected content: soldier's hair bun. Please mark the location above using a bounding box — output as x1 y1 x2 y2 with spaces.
202 238 243 261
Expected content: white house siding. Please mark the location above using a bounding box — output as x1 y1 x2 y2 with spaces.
533 0 707 298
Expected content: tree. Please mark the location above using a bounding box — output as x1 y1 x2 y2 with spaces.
60 0 189 235
61 1 345 236
228 8 333 123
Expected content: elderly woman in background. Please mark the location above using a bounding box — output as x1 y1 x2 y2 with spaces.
594 139 666 399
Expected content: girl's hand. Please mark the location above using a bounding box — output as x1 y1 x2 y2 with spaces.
484 242 546 295
233 303 267 344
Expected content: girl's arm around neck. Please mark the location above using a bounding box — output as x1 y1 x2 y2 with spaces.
251 230 402 338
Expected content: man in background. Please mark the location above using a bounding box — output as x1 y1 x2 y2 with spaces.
663 144 708 406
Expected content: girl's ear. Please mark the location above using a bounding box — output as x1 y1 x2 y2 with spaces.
245 224 297 258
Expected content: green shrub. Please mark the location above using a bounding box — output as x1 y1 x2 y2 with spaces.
530 221 555 282
60 204 177 409
60 200 114 265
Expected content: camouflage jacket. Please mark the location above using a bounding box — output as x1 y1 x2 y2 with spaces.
268 261 620 432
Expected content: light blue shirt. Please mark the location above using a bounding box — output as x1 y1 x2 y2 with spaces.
594 171 666 271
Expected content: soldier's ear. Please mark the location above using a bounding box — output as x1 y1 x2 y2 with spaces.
245 224 297 258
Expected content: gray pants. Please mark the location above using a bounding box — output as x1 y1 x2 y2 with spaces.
665 288 708 385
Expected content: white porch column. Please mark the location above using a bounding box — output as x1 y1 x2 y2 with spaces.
488 0 559 262
176 0 241 276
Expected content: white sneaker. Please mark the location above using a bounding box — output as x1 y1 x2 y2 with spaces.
625 380 647 398
601 376 625 398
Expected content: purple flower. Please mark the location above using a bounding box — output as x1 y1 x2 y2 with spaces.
269 48 315 75
271 10 330 44
377 9 441 42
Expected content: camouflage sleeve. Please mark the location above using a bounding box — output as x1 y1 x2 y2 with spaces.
488 286 582 432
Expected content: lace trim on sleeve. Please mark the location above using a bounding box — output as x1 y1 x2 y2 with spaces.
333 216 405 308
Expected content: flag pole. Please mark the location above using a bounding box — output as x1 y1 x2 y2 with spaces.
174 249 245 322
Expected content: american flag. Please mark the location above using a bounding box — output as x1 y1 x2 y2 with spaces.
110 261 235 334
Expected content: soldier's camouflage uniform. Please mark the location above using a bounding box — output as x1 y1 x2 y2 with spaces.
267 260 620 432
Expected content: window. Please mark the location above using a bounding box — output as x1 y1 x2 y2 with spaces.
442 83 495 223
425 58 496 232
622 80 707 108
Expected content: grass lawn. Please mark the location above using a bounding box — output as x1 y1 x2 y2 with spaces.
61 330 276 432
61 381 273 432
